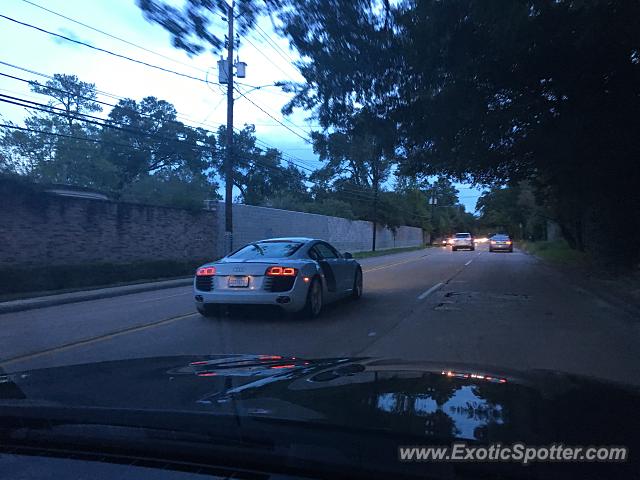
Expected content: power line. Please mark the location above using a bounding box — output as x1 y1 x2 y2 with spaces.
0 93 378 204
0 122 443 218
0 94 215 150
0 66 374 202
0 66 229 135
233 83 313 138
0 122 180 156
241 35 298 82
18 0 209 75
235 81 294 98
234 85 312 143
0 65 316 168
0 14 211 85
252 22 297 65
0 121 380 205
0 62 319 170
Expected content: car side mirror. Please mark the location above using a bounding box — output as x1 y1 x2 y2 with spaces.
344 252 353 259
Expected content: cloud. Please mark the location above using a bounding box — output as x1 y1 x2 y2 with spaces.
52 27 93 48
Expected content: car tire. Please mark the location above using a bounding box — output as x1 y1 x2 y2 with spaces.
351 268 363 300
300 277 323 319
489 248 493 253
197 304 220 318
452 247 457 251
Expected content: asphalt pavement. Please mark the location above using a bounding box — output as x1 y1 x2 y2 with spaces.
1 245 639 386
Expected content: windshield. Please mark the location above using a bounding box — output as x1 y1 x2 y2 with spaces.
1 0 639 478
228 242 303 259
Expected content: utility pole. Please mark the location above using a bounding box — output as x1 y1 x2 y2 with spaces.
223 0 234 254
372 171 379 252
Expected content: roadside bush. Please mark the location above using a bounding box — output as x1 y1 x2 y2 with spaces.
0 259 211 297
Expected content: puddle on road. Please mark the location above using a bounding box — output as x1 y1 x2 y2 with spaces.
434 301 461 311
434 291 530 311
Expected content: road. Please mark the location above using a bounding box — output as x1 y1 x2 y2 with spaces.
2 245 639 386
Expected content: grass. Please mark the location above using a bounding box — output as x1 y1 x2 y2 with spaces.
353 245 427 259
518 240 589 267
520 240 640 309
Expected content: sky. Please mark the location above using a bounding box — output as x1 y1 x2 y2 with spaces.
0 0 483 211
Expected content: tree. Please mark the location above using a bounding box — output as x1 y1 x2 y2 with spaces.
100 96 215 192
274 0 640 269
311 110 397 247
0 74 117 188
477 182 548 240
137 0 267 55
215 124 310 206
119 173 219 209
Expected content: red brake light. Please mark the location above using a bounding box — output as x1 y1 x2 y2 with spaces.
266 266 297 276
196 266 216 276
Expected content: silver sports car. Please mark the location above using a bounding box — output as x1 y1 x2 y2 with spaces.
193 238 363 318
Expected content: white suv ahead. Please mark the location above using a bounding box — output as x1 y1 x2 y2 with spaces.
452 233 475 251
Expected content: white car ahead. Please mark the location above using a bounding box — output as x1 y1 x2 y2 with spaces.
452 232 475 251
194 238 363 318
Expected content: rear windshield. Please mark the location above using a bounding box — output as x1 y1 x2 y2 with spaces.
455 233 471 238
228 242 303 260
492 235 510 240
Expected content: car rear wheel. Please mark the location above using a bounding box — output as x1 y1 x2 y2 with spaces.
351 268 363 300
300 277 323 318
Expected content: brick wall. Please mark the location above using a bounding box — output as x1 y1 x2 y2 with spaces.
0 185 423 270
215 202 423 257
0 190 217 268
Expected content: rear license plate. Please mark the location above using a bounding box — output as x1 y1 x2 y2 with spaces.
228 276 249 288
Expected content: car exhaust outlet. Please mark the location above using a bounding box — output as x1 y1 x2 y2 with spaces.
276 296 291 304
195 295 204 302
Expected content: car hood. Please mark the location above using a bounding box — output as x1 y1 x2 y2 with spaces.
1 355 639 446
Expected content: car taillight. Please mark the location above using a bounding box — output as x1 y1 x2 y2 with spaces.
506 240 512 245
266 266 297 276
490 241 497 245
196 266 216 276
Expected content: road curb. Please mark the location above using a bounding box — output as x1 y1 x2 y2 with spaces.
0 248 429 315
0 278 192 315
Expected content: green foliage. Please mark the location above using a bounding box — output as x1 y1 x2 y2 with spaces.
134 0 640 267
119 174 219 209
215 124 311 206
477 182 547 240
519 240 589 268
302 198 356 219
266 194 357 220
137 0 265 55
101 96 217 191
0 259 209 297
1 75 220 208
0 74 115 187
